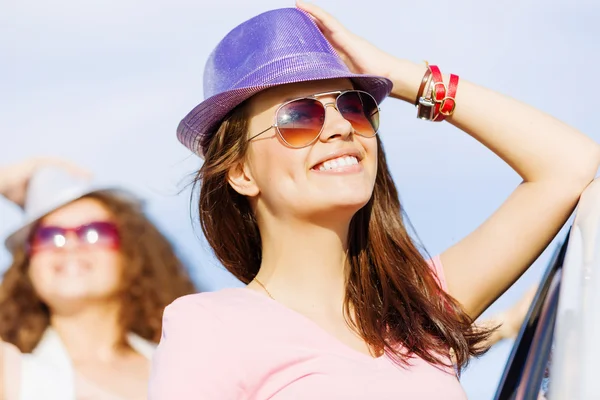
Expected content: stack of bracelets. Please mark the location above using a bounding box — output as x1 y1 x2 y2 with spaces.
415 64 459 122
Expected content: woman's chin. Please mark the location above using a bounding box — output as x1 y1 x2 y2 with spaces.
327 191 372 210
43 288 119 309
303 197 371 221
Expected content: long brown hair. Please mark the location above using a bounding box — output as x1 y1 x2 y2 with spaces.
0 191 197 353
196 103 492 369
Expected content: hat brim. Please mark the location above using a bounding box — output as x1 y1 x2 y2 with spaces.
4 187 140 252
177 66 393 158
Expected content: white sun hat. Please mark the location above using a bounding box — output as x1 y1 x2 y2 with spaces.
4 166 139 252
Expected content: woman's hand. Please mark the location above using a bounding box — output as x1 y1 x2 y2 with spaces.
296 0 398 77
296 0 425 102
0 157 90 208
480 285 538 346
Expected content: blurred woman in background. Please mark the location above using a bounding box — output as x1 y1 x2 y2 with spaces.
0 158 197 400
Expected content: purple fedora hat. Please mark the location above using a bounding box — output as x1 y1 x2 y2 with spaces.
177 7 393 158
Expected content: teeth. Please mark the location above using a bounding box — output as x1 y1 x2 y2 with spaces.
316 156 359 171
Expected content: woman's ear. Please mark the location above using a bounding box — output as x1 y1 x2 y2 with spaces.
227 160 259 197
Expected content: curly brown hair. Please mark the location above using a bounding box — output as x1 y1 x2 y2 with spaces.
0 190 197 353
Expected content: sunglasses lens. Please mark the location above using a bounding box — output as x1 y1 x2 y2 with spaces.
31 227 65 250
338 91 379 137
277 99 325 147
79 222 120 247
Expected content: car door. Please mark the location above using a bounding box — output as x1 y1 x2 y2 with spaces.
493 238 565 400
493 177 600 400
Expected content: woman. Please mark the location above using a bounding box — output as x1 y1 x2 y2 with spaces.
0 160 197 399
149 3 600 399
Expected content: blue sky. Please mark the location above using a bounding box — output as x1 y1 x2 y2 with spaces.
1 0 598 398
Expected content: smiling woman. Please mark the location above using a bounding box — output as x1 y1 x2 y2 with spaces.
148 4 600 400
0 162 196 400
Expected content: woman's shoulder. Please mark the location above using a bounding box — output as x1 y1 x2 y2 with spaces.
163 288 260 331
167 287 254 312
1 340 22 400
151 289 253 399
1 339 22 363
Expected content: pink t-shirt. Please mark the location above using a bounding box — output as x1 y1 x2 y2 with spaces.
149 257 468 399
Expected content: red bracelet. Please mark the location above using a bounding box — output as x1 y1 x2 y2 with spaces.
415 64 459 122
428 65 446 119
434 73 459 122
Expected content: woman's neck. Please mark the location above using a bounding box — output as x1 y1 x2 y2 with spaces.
255 218 350 312
49 299 128 362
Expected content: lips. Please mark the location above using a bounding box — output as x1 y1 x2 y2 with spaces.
53 260 92 276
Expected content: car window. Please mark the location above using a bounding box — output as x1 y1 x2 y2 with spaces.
493 238 566 400
538 348 552 399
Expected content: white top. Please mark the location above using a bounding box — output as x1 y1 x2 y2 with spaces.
2 328 155 400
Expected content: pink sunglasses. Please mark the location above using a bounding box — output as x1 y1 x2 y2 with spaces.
28 221 120 254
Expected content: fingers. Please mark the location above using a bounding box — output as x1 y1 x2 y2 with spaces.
30 156 93 179
295 0 345 33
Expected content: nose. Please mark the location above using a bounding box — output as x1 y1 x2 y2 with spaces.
318 103 353 143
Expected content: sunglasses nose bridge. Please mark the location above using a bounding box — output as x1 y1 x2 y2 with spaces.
323 102 348 124
54 230 85 250
320 103 353 141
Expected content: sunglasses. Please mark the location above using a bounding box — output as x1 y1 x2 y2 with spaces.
28 221 120 254
248 90 380 148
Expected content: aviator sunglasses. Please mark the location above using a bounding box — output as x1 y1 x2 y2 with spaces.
247 90 380 148
28 221 120 254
